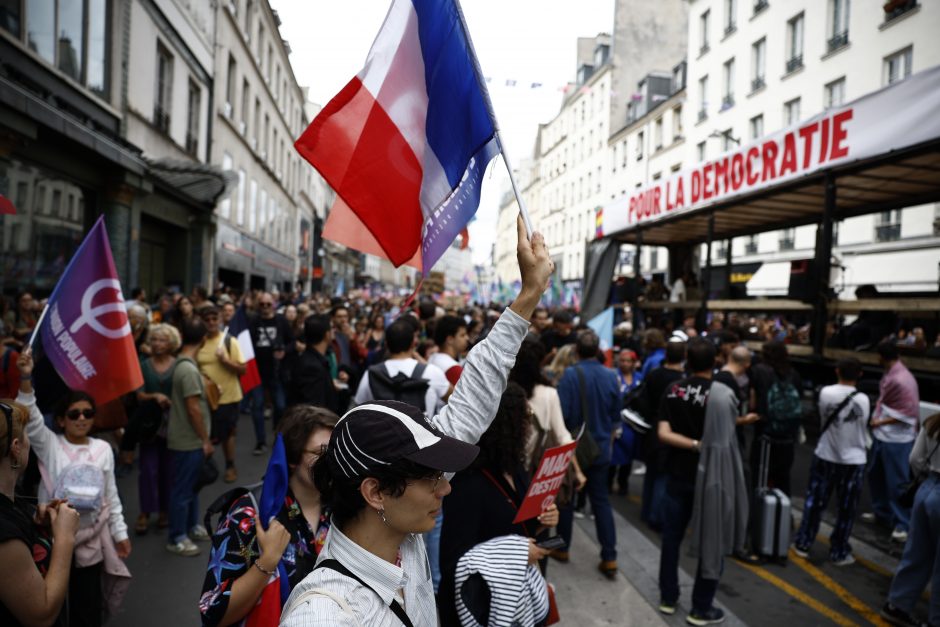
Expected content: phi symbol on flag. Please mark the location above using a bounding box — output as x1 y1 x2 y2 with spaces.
69 279 131 340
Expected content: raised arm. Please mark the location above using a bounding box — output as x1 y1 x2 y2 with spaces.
432 216 553 445
14 349 55 463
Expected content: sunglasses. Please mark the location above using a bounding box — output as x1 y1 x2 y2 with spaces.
66 408 96 420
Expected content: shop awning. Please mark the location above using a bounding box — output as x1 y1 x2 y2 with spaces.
841 247 940 293
598 64 940 247
144 157 238 207
746 262 791 297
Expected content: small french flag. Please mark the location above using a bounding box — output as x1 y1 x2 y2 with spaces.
228 305 261 394
295 0 500 275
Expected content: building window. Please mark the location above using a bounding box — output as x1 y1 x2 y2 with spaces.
722 58 735 109
154 42 173 133
249 180 257 232
751 38 766 91
786 13 804 73
784 97 801 125
654 118 663 150
875 210 902 242
621 140 627 168
253 98 261 148
186 80 200 157
650 248 659 270
724 0 736 35
241 79 250 133
883 0 918 23
825 77 845 108
263 113 270 157
828 0 850 52
754 0 769 15
259 189 268 240
244 0 253 36
884 47 913 85
745 235 758 254
636 131 644 160
697 141 706 162
698 74 709 121
220 153 233 218
672 105 683 140
779 228 795 251
236 168 246 225
750 114 764 139
721 129 736 151
225 55 236 116
699 9 710 55
1 0 109 95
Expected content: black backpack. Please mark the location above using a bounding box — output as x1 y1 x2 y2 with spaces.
368 362 430 412
203 481 263 534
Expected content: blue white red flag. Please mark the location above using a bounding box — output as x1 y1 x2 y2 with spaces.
227 305 261 393
295 0 500 275
36 216 142 404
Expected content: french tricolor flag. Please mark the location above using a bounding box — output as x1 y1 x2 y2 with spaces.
295 0 500 274
227 305 261 394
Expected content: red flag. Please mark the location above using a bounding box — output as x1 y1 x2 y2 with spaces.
227 306 261 393
0 194 16 215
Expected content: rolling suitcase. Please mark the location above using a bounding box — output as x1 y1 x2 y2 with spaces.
753 436 790 560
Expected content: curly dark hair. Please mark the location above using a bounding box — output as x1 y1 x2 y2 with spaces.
473 382 531 474
509 337 551 399
761 340 791 377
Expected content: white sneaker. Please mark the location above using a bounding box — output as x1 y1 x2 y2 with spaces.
189 524 211 542
633 462 647 476
891 529 909 543
832 554 856 567
166 538 201 557
792 545 809 558
860 512 876 523
573 510 586 520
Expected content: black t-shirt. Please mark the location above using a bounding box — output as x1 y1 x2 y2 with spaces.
0 495 37 627
643 366 685 422
713 370 744 414
250 314 293 377
662 376 713 483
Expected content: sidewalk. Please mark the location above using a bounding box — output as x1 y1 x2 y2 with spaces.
549 518 666 626
552 507 748 627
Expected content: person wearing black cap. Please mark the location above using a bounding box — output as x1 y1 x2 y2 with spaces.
280 217 553 627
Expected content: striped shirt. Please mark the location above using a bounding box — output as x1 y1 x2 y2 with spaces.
280 308 531 627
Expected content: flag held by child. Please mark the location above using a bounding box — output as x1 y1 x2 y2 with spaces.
295 0 499 274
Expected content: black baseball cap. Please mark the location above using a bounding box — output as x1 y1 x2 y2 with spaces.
327 401 479 479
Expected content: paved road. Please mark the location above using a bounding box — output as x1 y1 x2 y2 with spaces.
110 410 924 626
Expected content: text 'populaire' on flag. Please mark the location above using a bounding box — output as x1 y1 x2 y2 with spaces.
37 216 143 405
295 0 500 274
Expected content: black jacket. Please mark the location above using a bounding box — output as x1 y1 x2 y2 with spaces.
289 348 339 413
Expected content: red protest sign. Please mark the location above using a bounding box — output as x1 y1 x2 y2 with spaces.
513 440 578 524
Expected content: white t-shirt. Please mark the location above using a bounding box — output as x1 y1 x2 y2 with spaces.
428 352 463 385
814 384 871 465
354 358 450 416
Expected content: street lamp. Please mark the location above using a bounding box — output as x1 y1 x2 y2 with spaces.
708 129 741 146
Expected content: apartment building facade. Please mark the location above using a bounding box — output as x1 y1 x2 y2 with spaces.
684 0 940 295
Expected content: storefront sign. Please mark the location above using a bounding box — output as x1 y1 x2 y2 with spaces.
597 65 940 238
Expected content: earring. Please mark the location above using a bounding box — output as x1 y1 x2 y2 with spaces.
10 459 19 470
377 508 390 527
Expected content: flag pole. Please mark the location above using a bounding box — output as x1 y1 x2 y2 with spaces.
452 0 535 239
27 304 49 350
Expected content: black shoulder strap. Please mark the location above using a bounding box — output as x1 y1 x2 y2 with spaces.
574 365 593 431
314 558 415 627
820 390 860 435
411 362 427 380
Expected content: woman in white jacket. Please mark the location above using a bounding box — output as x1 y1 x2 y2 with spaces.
16 350 131 627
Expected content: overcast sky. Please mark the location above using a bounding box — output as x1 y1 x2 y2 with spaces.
274 0 614 265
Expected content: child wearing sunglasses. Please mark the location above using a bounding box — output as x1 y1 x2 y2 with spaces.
15 349 131 627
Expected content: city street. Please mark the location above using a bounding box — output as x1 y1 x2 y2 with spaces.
111 412 924 626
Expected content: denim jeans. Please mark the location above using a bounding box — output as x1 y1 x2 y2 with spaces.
658 477 720 611
869 438 914 532
641 468 668 530
888 474 940 624
249 376 286 445
168 449 203 543
793 456 865 561
557 462 617 561
423 510 444 593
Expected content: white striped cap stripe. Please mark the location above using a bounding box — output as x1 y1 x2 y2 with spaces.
353 403 442 449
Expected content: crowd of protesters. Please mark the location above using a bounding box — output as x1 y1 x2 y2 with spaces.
1 228 939 626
